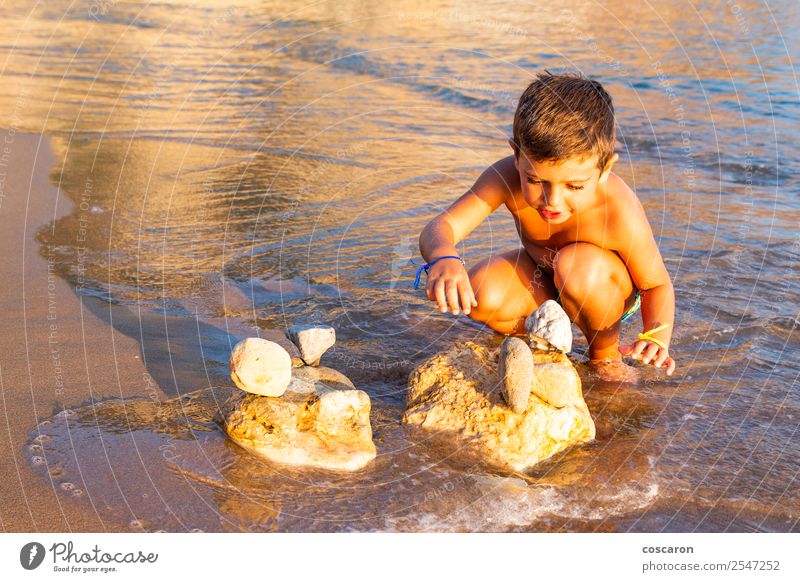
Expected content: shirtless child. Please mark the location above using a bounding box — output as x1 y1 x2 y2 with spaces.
418 72 676 380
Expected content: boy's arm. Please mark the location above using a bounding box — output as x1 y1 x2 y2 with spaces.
419 156 514 313
420 156 514 260
610 178 676 374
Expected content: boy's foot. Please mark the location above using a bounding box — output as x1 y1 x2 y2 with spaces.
499 336 534 413
588 357 639 383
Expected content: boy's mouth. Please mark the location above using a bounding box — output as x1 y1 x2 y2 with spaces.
539 208 564 220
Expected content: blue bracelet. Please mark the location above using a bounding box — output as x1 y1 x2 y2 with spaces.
411 255 466 289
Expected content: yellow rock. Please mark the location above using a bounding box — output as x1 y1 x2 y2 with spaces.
222 366 376 471
403 341 595 472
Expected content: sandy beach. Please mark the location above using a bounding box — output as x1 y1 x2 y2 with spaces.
0 130 248 531
0 130 136 530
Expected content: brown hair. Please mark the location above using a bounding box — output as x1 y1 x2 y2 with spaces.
512 71 616 170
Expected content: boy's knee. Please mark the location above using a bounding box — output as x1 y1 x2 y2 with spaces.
553 242 609 297
468 267 504 319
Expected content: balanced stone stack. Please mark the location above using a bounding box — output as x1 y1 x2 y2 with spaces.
403 301 595 472
222 325 376 471
499 299 575 414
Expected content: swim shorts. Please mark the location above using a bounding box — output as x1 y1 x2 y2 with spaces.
555 288 641 322
620 289 641 322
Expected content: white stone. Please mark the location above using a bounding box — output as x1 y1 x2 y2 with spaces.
229 338 292 397
285 324 336 366
525 299 573 353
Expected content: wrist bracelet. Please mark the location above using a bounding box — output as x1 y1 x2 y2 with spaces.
637 323 670 350
411 255 465 289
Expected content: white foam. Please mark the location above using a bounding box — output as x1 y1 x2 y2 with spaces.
382 468 660 532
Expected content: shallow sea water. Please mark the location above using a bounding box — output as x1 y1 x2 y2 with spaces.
3 0 799 531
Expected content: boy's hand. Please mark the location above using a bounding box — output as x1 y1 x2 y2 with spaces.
424 259 478 315
619 341 676 376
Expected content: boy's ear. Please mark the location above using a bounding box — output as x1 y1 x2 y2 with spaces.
598 153 619 183
508 138 519 158
508 138 520 171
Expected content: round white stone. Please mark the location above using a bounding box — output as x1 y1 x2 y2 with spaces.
229 338 292 397
525 299 573 353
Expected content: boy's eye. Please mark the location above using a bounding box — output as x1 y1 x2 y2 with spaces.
527 177 584 191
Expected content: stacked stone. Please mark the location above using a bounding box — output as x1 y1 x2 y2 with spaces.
223 325 375 471
525 299 573 354
499 300 573 413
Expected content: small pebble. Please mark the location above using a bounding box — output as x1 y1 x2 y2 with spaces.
285 324 336 366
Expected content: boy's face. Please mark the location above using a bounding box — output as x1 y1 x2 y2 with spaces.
510 142 618 225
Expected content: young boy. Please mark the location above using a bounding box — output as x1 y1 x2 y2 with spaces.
418 72 675 381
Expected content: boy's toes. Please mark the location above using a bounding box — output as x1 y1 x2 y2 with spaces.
499 336 534 413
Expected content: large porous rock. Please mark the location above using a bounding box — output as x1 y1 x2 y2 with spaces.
229 338 292 397
285 324 336 366
403 341 594 472
222 365 376 471
525 299 573 353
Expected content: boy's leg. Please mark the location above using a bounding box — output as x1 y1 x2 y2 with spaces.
466 248 558 335
552 242 637 361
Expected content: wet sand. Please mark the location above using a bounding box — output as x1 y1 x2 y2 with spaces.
0 130 151 530
0 130 261 531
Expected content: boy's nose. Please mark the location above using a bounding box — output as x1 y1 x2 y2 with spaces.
545 187 563 208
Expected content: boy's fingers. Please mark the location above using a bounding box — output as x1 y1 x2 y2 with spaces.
666 358 676 376
458 283 472 315
434 279 447 312
641 343 659 364
445 279 460 314
654 350 669 368
465 281 478 307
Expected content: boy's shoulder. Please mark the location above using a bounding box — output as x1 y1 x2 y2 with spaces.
489 155 519 190
603 172 647 221
469 155 519 205
601 172 654 247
